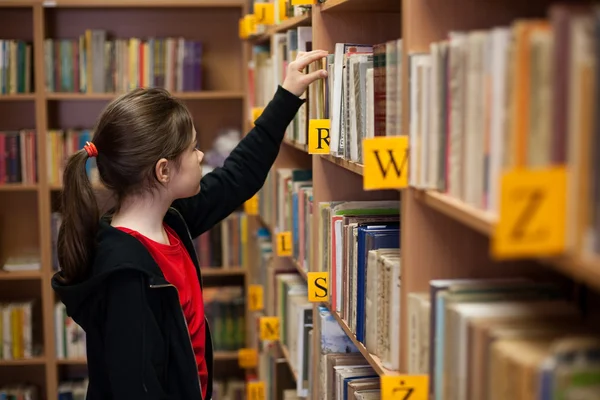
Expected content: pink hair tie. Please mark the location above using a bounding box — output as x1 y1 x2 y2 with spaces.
84 141 98 158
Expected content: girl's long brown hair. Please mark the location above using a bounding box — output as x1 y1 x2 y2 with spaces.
57 88 194 284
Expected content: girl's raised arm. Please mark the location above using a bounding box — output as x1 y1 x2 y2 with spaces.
172 50 328 238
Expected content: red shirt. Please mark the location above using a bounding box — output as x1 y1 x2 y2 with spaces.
117 224 208 399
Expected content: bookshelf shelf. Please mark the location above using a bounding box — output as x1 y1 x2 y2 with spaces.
418 189 600 291
56 352 242 365
290 259 307 281
43 0 245 8
319 0 400 13
0 184 38 192
56 358 86 366
283 139 308 153
321 154 364 176
251 13 311 43
213 351 241 361
325 303 397 377
0 94 36 101
200 268 246 277
45 91 245 101
0 357 47 366
278 341 298 381
0 270 43 280
417 190 495 236
282 140 365 175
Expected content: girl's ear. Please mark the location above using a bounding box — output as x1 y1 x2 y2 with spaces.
155 158 170 183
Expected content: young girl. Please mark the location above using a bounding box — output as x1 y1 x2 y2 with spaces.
51 50 328 400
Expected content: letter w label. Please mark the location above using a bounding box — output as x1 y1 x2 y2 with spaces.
363 136 409 190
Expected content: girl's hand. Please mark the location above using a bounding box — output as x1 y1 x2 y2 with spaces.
282 49 329 97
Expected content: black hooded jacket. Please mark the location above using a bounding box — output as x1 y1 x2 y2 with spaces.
51 86 304 400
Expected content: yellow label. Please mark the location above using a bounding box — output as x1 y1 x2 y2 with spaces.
238 348 258 369
308 119 331 154
247 381 266 400
244 194 259 216
243 14 257 37
381 375 429 400
238 18 247 39
307 272 328 302
259 317 280 341
276 231 293 257
252 107 264 122
248 284 264 311
363 136 409 190
254 3 275 25
492 166 567 259
278 0 288 21
291 0 314 4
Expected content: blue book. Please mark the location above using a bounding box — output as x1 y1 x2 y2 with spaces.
355 224 400 343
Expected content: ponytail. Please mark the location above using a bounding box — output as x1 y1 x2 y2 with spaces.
57 149 100 284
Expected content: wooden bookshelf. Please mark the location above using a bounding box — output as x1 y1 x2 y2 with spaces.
0 0 251 398
242 0 600 398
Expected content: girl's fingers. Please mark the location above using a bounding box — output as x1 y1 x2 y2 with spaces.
293 50 328 70
302 69 328 83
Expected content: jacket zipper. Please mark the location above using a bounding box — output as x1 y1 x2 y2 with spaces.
149 283 204 400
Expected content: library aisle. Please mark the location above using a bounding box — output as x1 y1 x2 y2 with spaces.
1 0 600 399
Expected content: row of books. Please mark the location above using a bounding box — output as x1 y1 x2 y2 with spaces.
204 287 245 352
409 4 600 257
249 34 402 163
247 220 383 399
0 380 87 400
0 300 38 360
312 306 380 400
408 277 600 400
55 302 86 360
58 380 88 400
269 168 313 273
44 32 203 94
0 385 39 400
0 40 32 95
47 129 97 187
194 211 248 269
0 130 37 185
212 379 246 400
258 168 404 371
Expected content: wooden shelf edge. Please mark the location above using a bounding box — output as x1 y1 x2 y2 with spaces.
213 351 240 361
250 13 311 43
57 358 87 365
283 139 309 153
0 270 43 280
278 341 299 381
416 189 600 290
0 357 46 366
200 268 246 277
41 0 245 8
0 184 38 192
320 154 364 176
0 94 36 100
324 303 398 376
319 0 401 13
45 91 245 101
416 189 495 236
